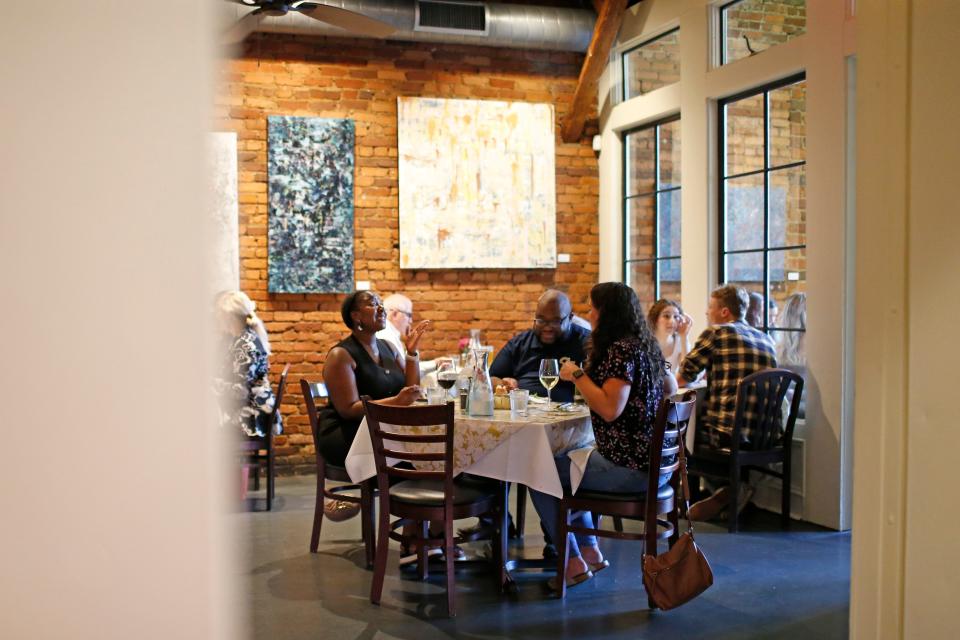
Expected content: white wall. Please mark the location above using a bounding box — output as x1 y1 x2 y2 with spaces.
597 0 853 529
850 1 960 637
0 4 235 639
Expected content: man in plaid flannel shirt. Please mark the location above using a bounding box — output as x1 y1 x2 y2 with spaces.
676 285 777 519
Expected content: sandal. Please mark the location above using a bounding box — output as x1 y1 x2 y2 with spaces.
546 569 594 592
399 546 442 566
440 545 467 561
323 499 360 522
587 559 610 574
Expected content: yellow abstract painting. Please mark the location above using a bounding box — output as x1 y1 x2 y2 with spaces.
398 97 556 269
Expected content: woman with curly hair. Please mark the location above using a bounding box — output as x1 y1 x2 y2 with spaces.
529 282 677 591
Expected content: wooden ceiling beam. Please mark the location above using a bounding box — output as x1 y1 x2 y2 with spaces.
561 0 627 143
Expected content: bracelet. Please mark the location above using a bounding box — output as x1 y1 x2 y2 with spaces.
405 350 419 359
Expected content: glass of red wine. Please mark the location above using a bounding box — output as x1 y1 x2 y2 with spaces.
436 358 459 399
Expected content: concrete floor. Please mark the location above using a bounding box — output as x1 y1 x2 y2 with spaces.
238 475 850 639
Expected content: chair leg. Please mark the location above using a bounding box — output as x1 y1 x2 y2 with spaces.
418 521 429 581
782 453 792 530
369 496 391 605
253 465 260 491
266 454 274 511
514 483 526 540
310 464 325 553
362 481 376 568
556 503 570 599
445 516 456 617
668 504 680 547
644 500 659 610
728 464 740 533
496 482 510 590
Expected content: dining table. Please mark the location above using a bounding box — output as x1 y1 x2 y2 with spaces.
345 400 596 498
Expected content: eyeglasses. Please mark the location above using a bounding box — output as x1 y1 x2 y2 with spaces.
533 315 569 329
389 308 413 319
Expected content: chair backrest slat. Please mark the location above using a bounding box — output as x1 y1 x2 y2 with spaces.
646 390 697 512
732 369 804 452
386 466 445 481
381 447 446 462
380 431 449 444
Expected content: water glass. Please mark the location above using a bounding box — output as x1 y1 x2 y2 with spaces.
426 387 447 405
509 389 530 417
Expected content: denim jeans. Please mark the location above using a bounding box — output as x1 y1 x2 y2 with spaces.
529 451 670 559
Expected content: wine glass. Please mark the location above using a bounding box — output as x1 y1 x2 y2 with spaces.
538 358 560 409
435 358 459 399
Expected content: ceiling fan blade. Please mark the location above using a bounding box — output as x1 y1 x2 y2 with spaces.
222 10 265 44
300 5 396 38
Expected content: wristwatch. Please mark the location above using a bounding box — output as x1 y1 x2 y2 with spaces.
572 368 585 379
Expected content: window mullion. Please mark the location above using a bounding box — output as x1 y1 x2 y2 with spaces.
763 87 771 332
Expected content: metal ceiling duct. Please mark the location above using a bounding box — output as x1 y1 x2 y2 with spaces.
220 1 595 52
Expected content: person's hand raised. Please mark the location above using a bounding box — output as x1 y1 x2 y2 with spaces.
677 313 694 338
404 319 431 355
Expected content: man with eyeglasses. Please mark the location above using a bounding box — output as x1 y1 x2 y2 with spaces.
377 293 437 376
490 289 590 403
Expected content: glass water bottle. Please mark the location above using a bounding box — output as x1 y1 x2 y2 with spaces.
467 348 494 417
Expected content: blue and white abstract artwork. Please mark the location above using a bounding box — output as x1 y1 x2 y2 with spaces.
268 116 354 293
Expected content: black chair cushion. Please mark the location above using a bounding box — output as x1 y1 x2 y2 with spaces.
573 483 674 502
389 479 497 506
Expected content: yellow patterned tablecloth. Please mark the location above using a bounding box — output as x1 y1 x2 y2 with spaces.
345 407 594 498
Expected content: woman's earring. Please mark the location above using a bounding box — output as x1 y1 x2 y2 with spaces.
357 321 363 331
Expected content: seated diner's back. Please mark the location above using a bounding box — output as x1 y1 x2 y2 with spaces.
553 391 697 604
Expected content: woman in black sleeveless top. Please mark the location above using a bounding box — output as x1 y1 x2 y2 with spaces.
318 290 431 468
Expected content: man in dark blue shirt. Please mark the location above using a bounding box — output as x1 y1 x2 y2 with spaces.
490 289 590 403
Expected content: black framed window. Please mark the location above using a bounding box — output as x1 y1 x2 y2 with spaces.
623 116 681 311
622 28 680 102
719 74 806 359
720 0 807 66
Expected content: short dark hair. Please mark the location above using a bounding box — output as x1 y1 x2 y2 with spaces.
340 291 366 328
712 285 749 320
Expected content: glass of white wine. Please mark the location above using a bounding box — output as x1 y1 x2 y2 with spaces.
538 358 560 409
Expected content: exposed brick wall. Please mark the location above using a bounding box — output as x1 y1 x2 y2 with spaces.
215 33 599 474
725 0 807 63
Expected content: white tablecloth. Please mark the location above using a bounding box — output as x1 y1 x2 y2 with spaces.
345 406 595 498
674 380 707 451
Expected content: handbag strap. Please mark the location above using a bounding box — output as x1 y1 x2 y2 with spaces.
672 402 696 537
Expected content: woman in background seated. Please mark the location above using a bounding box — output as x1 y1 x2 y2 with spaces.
319 290 430 521
214 290 282 438
775 293 806 368
648 298 693 376
775 292 807 418
530 282 677 591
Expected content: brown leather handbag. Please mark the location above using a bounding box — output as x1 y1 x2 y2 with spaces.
642 426 714 610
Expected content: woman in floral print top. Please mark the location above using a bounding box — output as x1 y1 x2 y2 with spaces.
529 282 677 591
214 291 282 438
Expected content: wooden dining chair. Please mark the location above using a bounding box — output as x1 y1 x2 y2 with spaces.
301 378 377 567
687 368 804 532
242 363 290 512
553 391 697 605
363 396 508 617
